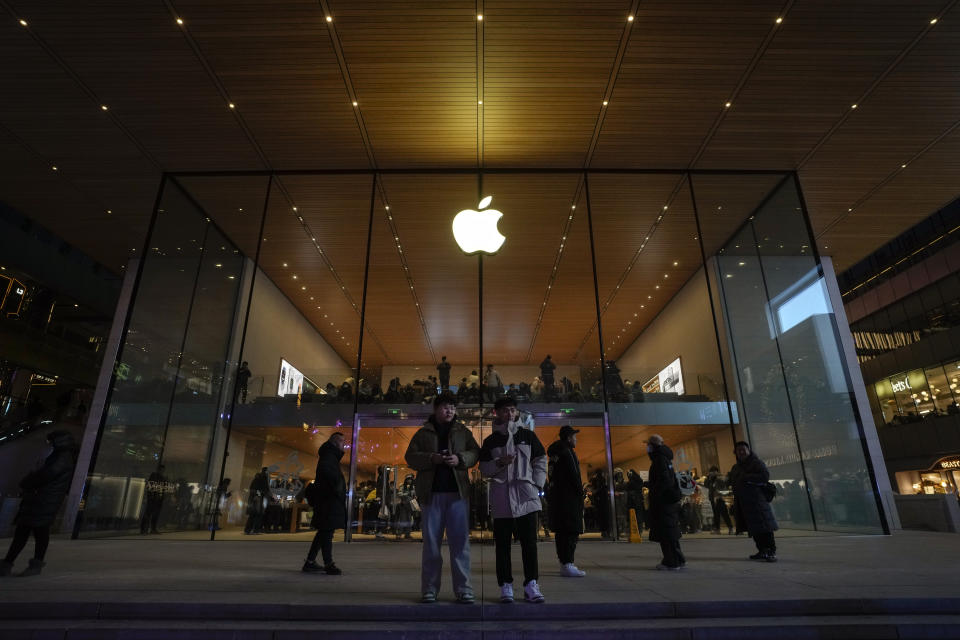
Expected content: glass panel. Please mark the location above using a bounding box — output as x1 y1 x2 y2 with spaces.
78 178 251 538
924 365 952 416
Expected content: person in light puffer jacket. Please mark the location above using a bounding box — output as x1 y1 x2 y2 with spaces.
479 396 548 604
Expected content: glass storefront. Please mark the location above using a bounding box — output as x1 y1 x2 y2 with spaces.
72 170 888 542
873 362 960 425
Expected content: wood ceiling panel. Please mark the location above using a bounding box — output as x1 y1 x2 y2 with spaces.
699 0 946 169
689 173 786 257
8 0 264 170
175 176 273 258
331 0 477 168
593 0 774 168
177 0 370 169
482 1 629 167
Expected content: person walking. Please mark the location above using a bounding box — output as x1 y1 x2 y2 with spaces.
729 441 779 562
483 364 504 404
1 430 77 577
245 467 272 535
302 432 347 575
405 392 480 604
646 434 684 571
547 425 586 577
235 361 251 404
704 465 733 535
437 356 451 391
479 397 547 603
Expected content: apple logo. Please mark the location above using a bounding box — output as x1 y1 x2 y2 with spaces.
452 195 506 255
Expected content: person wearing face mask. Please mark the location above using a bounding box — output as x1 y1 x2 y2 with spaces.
729 441 779 562
405 391 480 604
645 434 685 571
1 430 77 577
547 425 586 577
479 396 548 603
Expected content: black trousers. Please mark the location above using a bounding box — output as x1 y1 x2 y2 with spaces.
141 498 163 533
659 538 685 568
711 497 733 530
4 525 50 562
554 531 579 565
493 512 539 586
307 528 334 565
753 531 776 553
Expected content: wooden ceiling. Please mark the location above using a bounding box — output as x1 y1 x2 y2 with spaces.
2 0 959 370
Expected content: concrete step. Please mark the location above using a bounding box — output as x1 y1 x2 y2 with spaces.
3 598 960 639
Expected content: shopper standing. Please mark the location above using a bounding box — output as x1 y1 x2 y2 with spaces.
646 434 685 570
1 430 77 577
437 356 451 391
302 432 346 575
539 355 557 401
245 467 271 535
484 364 503 404
405 392 480 603
235 361 251 404
140 464 167 534
626 469 645 534
479 397 547 603
729 441 779 562
547 425 586 577
704 465 733 534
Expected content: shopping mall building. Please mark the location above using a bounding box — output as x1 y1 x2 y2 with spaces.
6 1 960 547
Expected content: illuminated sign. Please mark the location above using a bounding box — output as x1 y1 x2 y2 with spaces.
452 196 506 255
939 459 960 470
891 377 912 393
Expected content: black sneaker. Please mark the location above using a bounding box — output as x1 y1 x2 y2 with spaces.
765 553 778 563
324 563 343 575
302 560 323 573
749 551 766 561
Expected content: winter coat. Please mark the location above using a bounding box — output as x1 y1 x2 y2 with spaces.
484 369 504 391
646 444 681 543
311 440 347 530
546 439 584 533
15 431 77 528
729 454 779 535
478 421 547 519
404 418 480 504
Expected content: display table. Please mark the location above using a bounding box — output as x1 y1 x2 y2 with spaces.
290 502 311 533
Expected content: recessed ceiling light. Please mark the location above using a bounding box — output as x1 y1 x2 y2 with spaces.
228 103 235 109
901 163 907 168
602 100 609 106
385 205 390 210
283 263 288 267
106 209 112 214
478 100 483 105
724 102 732 108
775 17 783 24
627 15 634 22
352 101 358 106
851 104 858 109
100 105 108 111
292 206 298 211
301 286 306 290
930 17 938 24
673 261 678 266
51 165 58 171
176 17 183 25
325 15 332 22
292 275 298 279
19 19 27 26
664 274 668 278
477 14 483 21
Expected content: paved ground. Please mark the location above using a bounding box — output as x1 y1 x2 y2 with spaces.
0 529 957 606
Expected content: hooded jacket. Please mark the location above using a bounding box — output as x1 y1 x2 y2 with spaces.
478 420 547 519
646 443 681 543
311 440 346 530
16 430 78 527
404 417 480 504
729 453 779 535
546 438 584 533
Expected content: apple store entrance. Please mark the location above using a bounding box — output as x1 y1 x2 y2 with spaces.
70 170 889 543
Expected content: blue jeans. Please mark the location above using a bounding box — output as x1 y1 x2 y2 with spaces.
421 492 472 596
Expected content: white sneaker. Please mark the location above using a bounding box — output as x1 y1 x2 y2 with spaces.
499 583 514 603
523 579 545 603
561 563 586 577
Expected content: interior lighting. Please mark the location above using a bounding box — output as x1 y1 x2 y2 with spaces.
301 286 306 290
931 17 938 24
673 261 678 266
215 263 222 268
176 17 184 25
352 101 358 106
602 100 609 106
283 263 288 267
775 17 783 23
655 285 660 289
228 103 235 109
851 104 858 109
663 205 668 210
100 105 109 111
901 163 907 168
292 206 298 211
628 15 634 22
19 19 27 26
106 210 112 214
292 275 298 280
51 166 58 171
385 205 390 210
478 100 483 105
477 14 483 20
663 274 668 278
724 102 732 108
325 15 332 22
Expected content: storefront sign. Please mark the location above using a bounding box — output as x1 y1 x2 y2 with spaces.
891 377 912 393
937 458 960 470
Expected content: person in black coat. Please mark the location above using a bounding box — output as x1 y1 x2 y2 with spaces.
626 469 645 533
244 467 272 534
303 432 346 575
547 426 586 577
646 434 685 570
140 464 168 535
729 441 779 562
1 430 77 577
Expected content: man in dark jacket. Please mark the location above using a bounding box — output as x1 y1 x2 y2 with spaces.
1 430 77 577
704 465 733 535
437 356 451 391
729 441 779 562
539 355 557 401
547 425 586 577
302 432 346 575
245 467 272 535
646 434 685 570
626 469 645 534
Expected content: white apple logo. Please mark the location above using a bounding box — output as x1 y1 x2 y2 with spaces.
452 195 506 255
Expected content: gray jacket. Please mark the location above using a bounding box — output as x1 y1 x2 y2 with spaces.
478 421 547 519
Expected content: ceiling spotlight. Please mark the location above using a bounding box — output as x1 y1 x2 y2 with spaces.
477 14 483 21
19 19 28 26
478 100 483 105
602 100 609 106
775 17 783 24
100 105 108 111
228 102 235 109
901 163 907 168
673 261 678 266
176 17 183 25
51 165 58 171
627 15 634 22
724 101 732 108
325 15 333 22
851 104 858 109
352 100 358 106
930 17 938 24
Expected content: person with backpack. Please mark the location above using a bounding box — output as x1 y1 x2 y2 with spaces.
302 432 346 575
729 441 779 562
645 434 685 570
